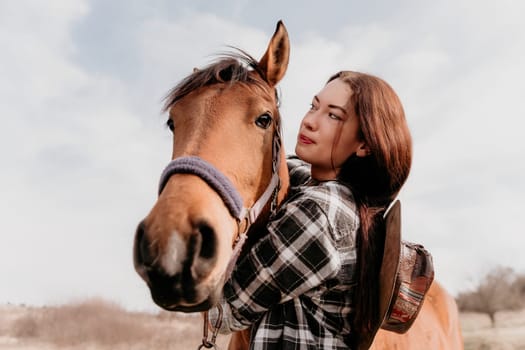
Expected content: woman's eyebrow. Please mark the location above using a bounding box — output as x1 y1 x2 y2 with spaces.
314 95 347 115
328 104 347 115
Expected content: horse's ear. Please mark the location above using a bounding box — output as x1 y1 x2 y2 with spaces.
259 20 290 87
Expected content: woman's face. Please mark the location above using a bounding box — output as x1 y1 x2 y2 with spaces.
295 78 368 180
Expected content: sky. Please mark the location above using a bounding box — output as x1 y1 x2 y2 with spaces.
1 0 524 312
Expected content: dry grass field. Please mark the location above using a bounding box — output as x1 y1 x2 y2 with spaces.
461 309 525 350
2 299 525 349
0 299 230 350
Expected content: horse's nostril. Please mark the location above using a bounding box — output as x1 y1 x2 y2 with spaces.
135 221 153 267
196 221 216 259
186 220 218 282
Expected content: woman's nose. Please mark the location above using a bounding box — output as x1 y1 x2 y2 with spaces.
302 111 317 130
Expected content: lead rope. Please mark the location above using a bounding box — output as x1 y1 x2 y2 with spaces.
198 305 223 349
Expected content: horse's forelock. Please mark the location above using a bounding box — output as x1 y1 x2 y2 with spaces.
163 51 273 112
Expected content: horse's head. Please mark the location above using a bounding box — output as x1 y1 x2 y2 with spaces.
133 22 290 312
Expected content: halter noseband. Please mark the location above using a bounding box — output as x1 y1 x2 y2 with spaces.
158 156 244 219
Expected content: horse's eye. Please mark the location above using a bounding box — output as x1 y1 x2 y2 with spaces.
255 113 273 129
166 119 175 132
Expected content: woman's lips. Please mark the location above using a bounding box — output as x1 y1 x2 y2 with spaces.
298 134 314 144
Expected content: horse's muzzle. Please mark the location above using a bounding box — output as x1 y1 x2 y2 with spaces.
133 219 221 311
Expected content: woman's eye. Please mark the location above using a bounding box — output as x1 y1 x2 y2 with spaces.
329 113 342 121
255 113 273 129
166 119 175 132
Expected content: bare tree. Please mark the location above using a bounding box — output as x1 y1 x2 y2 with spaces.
456 266 524 327
512 274 525 297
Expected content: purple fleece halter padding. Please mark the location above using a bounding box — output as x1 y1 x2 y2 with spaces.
158 156 243 219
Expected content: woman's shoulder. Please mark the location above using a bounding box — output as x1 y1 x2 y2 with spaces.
286 155 311 187
286 181 360 238
303 181 357 214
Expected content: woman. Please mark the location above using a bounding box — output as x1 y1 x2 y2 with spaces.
211 70 412 349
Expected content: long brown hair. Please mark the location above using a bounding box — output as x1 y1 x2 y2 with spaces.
329 71 412 341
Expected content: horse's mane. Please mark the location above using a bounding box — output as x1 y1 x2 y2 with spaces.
163 50 276 112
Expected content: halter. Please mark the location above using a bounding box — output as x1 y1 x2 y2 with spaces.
158 122 282 260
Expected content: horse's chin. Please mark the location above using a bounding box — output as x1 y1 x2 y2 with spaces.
154 296 217 313
150 283 223 313
170 300 213 312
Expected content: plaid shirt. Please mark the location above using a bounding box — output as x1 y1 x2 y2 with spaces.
214 156 359 349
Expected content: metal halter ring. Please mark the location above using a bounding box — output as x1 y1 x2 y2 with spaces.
198 305 223 349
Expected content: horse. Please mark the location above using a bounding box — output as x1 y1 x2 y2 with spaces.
133 21 463 349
